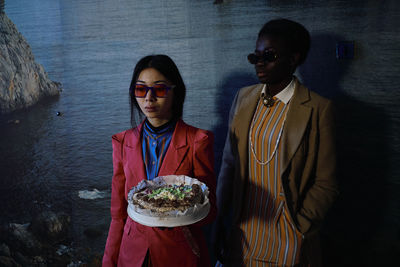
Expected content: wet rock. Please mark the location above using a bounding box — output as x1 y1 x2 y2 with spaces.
83 227 103 239
0 13 61 114
85 253 103 267
8 223 42 255
56 244 71 256
6 119 19 124
0 211 99 266
30 211 70 243
0 256 20 267
32 255 46 267
67 260 83 267
0 243 10 257
13 252 29 266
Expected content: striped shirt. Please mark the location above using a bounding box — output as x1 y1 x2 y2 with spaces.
142 119 175 180
239 95 302 267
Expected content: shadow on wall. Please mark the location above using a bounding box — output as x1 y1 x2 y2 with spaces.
212 72 258 176
299 33 390 266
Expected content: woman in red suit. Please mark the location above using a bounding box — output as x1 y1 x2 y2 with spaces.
102 55 216 267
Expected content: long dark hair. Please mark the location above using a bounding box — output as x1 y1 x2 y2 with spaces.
129 55 186 129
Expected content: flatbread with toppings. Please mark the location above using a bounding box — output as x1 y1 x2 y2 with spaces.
127 175 210 227
131 183 204 213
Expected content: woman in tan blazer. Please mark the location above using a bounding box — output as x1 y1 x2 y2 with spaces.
213 19 338 267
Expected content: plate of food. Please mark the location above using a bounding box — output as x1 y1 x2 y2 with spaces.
127 175 210 227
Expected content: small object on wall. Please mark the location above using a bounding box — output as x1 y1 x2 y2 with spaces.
336 41 355 59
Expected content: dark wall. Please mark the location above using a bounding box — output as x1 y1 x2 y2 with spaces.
299 32 397 266
210 1 400 266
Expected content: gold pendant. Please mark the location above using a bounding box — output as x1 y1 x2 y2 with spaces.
263 95 275 107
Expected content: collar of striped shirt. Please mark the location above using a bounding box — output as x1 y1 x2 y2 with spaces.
261 76 295 104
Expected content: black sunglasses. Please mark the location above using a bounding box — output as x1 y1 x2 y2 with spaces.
247 51 278 64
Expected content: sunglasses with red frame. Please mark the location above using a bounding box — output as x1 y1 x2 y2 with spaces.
134 84 175 98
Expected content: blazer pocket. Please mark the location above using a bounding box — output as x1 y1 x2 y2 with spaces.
153 227 187 243
174 158 193 176
175 167 194 177
173 227 190 243
304 127 317 155
123 221 131 236
123 145 138 156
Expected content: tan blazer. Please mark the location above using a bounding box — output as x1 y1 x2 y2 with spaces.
216 77 338 266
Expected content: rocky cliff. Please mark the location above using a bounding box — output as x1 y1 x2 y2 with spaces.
0 12 61 114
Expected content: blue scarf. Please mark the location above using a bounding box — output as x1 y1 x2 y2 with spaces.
141 119 176 180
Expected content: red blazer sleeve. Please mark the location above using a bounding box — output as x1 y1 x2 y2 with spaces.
192 129 217 226
102 133 128 266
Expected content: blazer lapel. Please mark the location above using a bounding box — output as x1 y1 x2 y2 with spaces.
124 124 147 184
233 84 263 180
280 79 312 174
229 84 262 223
158 120 189 176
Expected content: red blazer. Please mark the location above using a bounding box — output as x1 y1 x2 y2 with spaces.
103 119 216 267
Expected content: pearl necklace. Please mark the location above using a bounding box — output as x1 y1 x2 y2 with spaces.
249 99 288 165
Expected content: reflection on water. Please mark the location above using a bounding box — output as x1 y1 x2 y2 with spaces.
78 189 107 200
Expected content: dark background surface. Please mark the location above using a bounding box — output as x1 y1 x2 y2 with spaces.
1 0 399 265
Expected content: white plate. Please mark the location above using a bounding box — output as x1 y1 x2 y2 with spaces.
127 175 210 227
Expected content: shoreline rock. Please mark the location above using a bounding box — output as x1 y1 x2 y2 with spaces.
0 211 70 266
0 12 61 115
0 210 104 266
